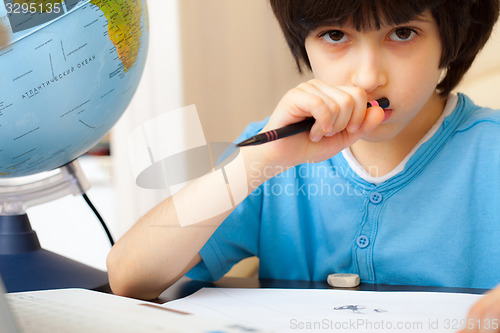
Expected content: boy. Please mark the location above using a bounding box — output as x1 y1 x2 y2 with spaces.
108 0 500 331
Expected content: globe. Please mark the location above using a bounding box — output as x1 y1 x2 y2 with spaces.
0 0 149 178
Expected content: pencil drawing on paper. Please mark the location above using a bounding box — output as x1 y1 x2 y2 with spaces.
334 305 388 314
334 305 367 313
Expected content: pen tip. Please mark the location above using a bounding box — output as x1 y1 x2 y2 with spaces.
236 137 257 147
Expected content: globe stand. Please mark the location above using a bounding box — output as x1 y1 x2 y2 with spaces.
0 161 109 292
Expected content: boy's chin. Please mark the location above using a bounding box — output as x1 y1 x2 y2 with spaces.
359 124 401 143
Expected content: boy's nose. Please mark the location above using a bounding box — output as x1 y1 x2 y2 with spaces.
350 49 387 93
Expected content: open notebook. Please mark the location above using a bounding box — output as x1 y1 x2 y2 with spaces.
0 274 270 333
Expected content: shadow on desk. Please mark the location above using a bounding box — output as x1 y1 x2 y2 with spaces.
157 276 488 304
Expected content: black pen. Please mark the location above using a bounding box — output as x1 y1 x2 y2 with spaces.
236 97 390 147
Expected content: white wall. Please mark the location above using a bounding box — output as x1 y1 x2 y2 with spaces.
178 0 306 142
456 23 500 109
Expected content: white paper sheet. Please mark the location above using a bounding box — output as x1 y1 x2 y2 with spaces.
164 288 484 333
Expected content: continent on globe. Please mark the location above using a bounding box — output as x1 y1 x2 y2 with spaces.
0 0 149 177
90 0 142 72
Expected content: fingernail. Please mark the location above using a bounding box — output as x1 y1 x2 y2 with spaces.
325 131 338 137
311 135 321 142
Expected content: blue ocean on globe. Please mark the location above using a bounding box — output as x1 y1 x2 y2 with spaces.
0 0 149 177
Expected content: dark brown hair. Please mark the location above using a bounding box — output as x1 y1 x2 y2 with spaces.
269 0 499 96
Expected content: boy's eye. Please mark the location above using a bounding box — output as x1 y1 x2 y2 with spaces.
389 27 417 41
320 30 348 44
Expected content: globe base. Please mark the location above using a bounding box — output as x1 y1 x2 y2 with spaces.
0 214 109 293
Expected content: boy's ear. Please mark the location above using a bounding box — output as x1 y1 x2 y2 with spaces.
0 23 9 48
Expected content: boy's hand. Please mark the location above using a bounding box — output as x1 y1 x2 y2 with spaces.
258 79 384 168
459 284 500 332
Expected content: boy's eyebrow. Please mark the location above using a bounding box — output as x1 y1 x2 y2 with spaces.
380 14 433 27
402 10 434 25
407 16 432 24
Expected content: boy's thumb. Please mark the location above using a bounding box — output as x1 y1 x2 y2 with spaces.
359 106 385 134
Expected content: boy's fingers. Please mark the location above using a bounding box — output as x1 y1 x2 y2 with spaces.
267 87 326 130
275 83 346 143
308 81 367 135
295 82 338 137
335 86 369 133
267 80 380 147
318 106 384 156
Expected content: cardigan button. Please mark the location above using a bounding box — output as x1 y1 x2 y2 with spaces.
369 192 383 204
356 235 369 248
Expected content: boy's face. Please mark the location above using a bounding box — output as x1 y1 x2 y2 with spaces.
304 11 444 142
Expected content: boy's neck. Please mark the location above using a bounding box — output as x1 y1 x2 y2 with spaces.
349 92 447 178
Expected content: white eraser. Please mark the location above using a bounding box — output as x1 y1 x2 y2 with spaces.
327 273 360 288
